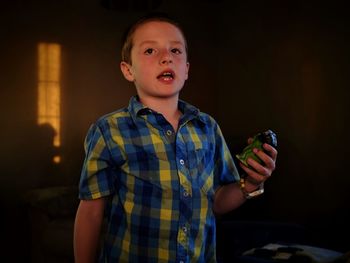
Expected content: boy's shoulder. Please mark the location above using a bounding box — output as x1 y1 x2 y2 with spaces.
94 96 143 126
98 107 129 121
93 106 131 129
197 110 216 122
188 105 218 128
180 99 218 125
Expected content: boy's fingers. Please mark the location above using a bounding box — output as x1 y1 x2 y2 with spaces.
239 162 266 183
247 157 271 177
262 143 278 161
252 148 276 172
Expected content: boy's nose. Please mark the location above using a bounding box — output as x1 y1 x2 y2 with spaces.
160 51 173 64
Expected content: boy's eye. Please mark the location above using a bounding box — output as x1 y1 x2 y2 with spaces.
144 48 154 55
171 48 182 54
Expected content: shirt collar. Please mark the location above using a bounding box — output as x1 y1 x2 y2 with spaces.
127 95 205 124
128 95 148 117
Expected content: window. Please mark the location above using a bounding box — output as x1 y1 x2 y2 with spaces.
37 43 61 163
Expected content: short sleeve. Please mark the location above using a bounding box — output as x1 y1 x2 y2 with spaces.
213 122 240 190
78 123 117 200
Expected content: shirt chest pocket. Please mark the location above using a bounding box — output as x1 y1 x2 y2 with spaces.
188 145 215 197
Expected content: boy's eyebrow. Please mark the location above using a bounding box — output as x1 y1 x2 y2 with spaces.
138 40 185 47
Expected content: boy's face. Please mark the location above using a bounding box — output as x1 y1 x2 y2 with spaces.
120 21 189 101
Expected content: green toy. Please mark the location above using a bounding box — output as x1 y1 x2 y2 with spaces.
236 130 277 168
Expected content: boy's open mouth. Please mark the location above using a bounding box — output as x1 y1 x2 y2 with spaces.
157 70 175 81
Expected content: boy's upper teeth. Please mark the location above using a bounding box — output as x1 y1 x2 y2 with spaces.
158 71 174 79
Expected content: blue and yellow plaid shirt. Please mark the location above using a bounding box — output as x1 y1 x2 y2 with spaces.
79 96 240 263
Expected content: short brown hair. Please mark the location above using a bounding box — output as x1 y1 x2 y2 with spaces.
121 13 188 65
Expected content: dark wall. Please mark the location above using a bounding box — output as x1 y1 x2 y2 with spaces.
214 0 350 246
1 0 349 259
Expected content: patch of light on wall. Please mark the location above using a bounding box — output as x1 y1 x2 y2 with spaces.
37 43 61 163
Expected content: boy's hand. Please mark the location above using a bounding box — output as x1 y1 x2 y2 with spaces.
239 140 278 187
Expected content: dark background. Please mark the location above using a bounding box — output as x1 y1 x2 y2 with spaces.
1 0 349 262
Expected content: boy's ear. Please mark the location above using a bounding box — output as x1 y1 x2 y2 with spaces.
120 61 135 82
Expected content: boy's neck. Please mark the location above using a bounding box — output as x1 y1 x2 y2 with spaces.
139 95 182 131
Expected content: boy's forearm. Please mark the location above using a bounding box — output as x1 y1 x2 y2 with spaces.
74 199 105 263
213 183 246 215
213 179 264 214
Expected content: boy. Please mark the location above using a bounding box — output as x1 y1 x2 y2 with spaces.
74 14 277 263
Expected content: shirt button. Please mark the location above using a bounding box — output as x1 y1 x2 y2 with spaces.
182 226 187 233
166 130 172 136
183 191 189 197
179 159 185 165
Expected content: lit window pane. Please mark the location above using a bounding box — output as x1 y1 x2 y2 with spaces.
37 43 61 163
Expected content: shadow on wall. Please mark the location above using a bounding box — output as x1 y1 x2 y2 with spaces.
1 123 67 263
20 123 61 189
